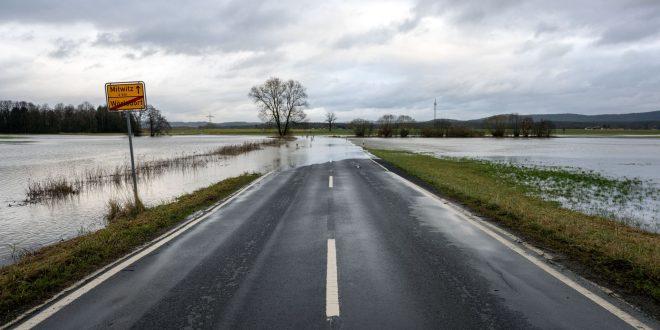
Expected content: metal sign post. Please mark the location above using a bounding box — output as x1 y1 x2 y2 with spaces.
105 81 147 205
125 112 139 204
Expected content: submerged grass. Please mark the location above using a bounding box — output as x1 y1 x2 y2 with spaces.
463 158 659 231
0 173 260 325
25 139 282 202
25 177 81 202
370 149 660 306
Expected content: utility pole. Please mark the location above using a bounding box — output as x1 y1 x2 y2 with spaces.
206 114 215 123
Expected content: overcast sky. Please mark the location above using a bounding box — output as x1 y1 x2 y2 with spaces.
1 0 659 122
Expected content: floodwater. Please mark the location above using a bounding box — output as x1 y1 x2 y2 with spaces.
354 137 660 231
0 135 366 265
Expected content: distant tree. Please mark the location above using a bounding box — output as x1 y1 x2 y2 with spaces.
396 115 415 137
325 112 337 132
509 113 521 137
521 117 534 137
486 115 508 137
438 119 452 137
350 118 372 137
377 114 396 137
144 105 171 136
533 119 554 137
248 77 308 137
0 100 138 134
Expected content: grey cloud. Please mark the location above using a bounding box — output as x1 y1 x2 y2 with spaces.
2 0 660 121
334 27 397 49
1 0 297 54
48 38 81 58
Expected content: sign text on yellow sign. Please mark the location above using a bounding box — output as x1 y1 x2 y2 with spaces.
105 81 146 111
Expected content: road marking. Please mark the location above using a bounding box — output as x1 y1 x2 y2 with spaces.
329 175 333 188
10 172 274 330
368 157 651 330
326 239 340 318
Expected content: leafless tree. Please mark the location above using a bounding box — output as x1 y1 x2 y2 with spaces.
396 115 415 137
377 114 396 137
248 77 307 137
144 105 171 136
325 112 338 132
486 114 508 137
521 117 534 137
350 118 372 137
509 113 521 137
533 119 554 137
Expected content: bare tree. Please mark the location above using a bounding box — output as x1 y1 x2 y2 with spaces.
521 117 534 137
509 113 521 137
248 77 307 137
325 112 338 132
377 114 396 137
533 119 554 137
144 105 171 136
350 118 372 137
396 115 415 137
486 114 508 137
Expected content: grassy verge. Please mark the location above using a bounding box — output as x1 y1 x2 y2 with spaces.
369 149 659 308
0 173 260 325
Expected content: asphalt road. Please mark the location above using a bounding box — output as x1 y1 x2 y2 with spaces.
24 157 652 329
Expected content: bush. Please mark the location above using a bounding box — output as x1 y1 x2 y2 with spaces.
351 118 373 137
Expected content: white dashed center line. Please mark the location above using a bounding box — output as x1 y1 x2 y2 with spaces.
326 239 340 318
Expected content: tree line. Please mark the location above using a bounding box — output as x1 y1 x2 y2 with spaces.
0 100 170 136
349 113 554 138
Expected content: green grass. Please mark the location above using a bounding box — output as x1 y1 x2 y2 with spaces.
169 127 352 136
370 149 659 305
0 173 260 325
472 160 658 230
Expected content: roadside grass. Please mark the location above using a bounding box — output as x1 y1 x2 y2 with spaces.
106 197 145 222
369 149 660 305
0 173 260 325
475 160 659 231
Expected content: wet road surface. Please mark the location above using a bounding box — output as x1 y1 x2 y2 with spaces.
22 157 652 329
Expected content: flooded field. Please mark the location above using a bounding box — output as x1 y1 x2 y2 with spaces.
355 137 660 232
0 135 366 265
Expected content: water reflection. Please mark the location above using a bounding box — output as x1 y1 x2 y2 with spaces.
0 135 366 265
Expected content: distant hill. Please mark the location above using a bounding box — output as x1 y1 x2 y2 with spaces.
526 110 660 123
458 110 660 129
170 121 260 128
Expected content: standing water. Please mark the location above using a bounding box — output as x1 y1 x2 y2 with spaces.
0 135 366 265
354 137 660 232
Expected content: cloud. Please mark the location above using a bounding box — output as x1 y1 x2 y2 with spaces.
48 38 81 58
1 0 660 122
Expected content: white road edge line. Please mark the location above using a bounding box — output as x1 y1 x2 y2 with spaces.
10 171 274 330
368 157 651 330
326 239 340 318
329 175 334 188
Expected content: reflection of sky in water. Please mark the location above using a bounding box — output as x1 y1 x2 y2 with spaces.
355 137 660 232
0 135 366 265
